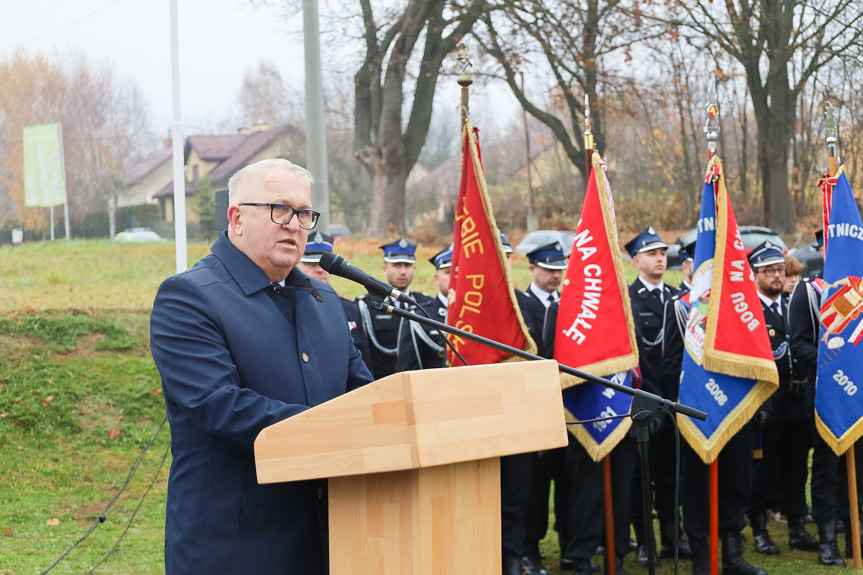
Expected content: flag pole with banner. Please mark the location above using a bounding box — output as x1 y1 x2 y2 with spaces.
447 118 537 365
677 155 779 463
447 46 536 366
554 150 638 460
816 166 863 566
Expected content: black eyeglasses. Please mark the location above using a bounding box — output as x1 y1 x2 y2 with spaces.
238 203 321 230
757 266 786 276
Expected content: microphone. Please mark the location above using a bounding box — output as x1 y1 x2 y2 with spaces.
319 252 416 306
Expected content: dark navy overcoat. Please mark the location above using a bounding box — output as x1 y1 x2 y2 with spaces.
150 232 373 574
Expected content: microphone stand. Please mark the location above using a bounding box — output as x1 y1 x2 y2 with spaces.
373 300 706 575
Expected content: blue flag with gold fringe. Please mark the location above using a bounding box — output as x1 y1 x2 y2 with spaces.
816 170 863 455
677 158 778 464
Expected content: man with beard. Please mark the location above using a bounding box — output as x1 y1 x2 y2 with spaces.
747 242 819 556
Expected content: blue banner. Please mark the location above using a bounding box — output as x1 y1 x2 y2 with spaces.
563 370 633 459
677 160 776 464
816 171 863 455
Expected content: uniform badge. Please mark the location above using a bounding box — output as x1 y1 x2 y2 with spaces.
398 238 409 248
438 307 447 317
769 328 776 337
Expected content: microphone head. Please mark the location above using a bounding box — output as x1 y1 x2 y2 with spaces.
318 251 343 273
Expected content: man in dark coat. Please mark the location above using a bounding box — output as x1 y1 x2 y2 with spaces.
746 242 819 556
150 159 373 575
517 240 570 575
395 245 451 372
356 238 433 378
625 226 689 564
298 231 373 375
788 230 850 566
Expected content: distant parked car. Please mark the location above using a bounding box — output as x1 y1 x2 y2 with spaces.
515 230 577 256
113 228 165 243
666 226 787 269
329 224 353 238
788 243 824 277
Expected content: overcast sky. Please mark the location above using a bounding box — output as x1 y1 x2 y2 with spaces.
0 0 306 137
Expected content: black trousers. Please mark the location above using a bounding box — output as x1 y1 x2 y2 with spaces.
502 452 534 556
631 420 679 541
750 419 811 517
810 432 863 523
682 423 753 539
525 447 569 553
562 435 639 561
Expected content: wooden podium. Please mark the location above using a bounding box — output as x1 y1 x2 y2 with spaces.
255 359 567 574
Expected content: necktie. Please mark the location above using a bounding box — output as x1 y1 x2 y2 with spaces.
650 289 662 304
267 283 296 325
770 301 780 317
548 293 556 305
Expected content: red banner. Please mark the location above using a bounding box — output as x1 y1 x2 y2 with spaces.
554 152 637 381
703 162 778 384
447 121 536 366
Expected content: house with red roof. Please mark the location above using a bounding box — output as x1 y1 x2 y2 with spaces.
123 122 303 224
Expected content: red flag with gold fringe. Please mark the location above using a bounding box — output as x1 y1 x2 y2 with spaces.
447 120 536 365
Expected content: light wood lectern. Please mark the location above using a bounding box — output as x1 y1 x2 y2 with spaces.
254 359 568 574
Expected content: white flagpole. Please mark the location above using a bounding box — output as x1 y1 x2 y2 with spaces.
169 0 187 273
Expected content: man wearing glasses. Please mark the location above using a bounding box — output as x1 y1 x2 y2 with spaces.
747 241 819 558
150 158 373 575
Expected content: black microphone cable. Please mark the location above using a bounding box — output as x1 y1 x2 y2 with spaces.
40 414 169 575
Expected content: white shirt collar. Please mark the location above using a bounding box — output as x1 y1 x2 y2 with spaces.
437 292 448 307
529 283 558 308
758 291 782 315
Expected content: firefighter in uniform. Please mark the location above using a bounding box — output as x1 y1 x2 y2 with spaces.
746 242 819 555
356 238 432 379
788 230 850 566
625 226 689 564
515 240 568 575
394 245 451 372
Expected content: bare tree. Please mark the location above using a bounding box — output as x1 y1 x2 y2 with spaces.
478 0 655 193
235 59 302 127
670 0 863 233
64 56 150 237
353 0 488 236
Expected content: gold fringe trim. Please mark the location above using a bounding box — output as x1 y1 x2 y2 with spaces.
565 399 633 463
678 376 776 465
463 120 537 356
703 157 779 387
815 411 863 457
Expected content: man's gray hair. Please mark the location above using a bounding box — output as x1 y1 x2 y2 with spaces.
228 158 314 202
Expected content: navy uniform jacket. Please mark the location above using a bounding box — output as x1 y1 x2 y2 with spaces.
341 297 373 375
516 287 557 346
395 294 448 371
661 293 688 400
356 291 433 378
788 276 822 410
150 232 373 575
630 281 678 397
760 295 808 421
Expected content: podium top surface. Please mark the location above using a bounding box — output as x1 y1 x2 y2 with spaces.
254 360 568 484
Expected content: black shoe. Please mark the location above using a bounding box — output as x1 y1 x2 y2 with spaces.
817 519 845 566
603 555 629 575
636 544 651 565
660 536 693 559
522 554 548 575
748 512 779 555
787 516 819 552
503 550 524 575
562 558 597 575
721 532 767 575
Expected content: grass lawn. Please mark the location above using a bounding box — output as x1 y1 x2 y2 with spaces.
3 238 839 575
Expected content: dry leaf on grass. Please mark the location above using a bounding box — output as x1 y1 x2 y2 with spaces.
108 428 121 440
46 518 60 526
42 396 54 406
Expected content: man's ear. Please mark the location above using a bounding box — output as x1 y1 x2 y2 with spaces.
227 205 243 236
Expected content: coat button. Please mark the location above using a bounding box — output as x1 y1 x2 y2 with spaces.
302 351 309 363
